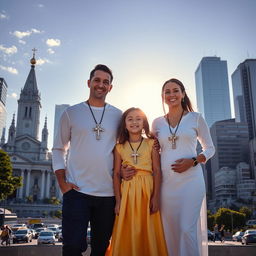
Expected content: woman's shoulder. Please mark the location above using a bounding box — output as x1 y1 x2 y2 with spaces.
152 116 165 127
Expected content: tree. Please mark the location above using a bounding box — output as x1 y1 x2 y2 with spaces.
0 150 22 200
215 208 246 231
207 210 215 230
239 206 252 220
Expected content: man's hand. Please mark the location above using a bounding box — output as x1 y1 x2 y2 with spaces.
60 182 80 194
120 164 136 181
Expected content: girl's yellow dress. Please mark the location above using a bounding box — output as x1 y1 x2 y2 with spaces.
106 138 168 256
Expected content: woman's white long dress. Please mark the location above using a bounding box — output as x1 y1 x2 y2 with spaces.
152 112 215 256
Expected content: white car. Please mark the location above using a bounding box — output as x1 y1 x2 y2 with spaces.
37 231 56 245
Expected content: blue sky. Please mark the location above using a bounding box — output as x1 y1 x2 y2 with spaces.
0 0 256 149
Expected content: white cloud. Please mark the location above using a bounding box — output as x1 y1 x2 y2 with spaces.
38 4 44 8
9 93 18 99
11 29 43 39
0 12 8 19
46 38 61 47
0 65 18 74
31 28 41 34
18 40 26 45
36 58 50 65
47 48 55 54
0 45 18 55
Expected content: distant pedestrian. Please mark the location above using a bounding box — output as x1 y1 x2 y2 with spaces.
0 225 11 246
213 224 221 242
219 224 225 242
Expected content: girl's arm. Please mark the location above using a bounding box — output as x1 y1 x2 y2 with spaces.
150 145 162 214
113 147 122 215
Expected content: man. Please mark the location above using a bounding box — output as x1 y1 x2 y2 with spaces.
52 64 122 256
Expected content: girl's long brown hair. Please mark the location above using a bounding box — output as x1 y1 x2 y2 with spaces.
117 107 154 144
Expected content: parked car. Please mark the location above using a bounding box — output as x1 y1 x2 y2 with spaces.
47 224 59 229
47 227 60 238
232 231 244 242
13 229 33 243
11 224 27 232
35 227 47 239
246 220 256 226
37 231 56 245
30 223 44 230
208 230 214 241
58 232 63 242
241 229 256 245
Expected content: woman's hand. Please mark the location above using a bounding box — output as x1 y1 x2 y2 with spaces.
115 201 121 215
150 195 160 214
171 158 194 173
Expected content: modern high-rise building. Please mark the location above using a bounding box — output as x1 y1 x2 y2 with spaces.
0 78 8 141
53 104 70 144
231 59 256 178
231 59 256 136
195 56 231 128
209 119 249 199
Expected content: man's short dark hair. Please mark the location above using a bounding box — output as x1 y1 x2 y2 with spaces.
89 64 113 82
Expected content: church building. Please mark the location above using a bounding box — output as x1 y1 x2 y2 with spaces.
1 52 60 210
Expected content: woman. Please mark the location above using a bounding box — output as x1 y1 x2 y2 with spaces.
152 78 215 256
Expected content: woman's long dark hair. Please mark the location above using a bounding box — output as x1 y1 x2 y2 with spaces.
117 107 153 144
162 78 194 114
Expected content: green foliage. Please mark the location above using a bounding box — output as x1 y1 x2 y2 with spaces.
207 210 215 230
215 208 246 230
43 197 61 205
52 210 62 219
26 195 33 203
239 206 252 220
0 150 22 200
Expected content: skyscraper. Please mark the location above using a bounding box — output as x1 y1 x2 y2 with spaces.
231 59 256 139
195 57 231 128
0 78 8 142
209 119 249 200
231 59 256 178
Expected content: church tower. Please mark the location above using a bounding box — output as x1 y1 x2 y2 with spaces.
40 117 49 160
16 49 41 139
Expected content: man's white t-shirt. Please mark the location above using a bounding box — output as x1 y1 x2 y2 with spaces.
52 102 122 196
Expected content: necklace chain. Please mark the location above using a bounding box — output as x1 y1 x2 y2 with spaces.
128 137 144 164
87 100 106 124
87 100 106 140
166 110 184 149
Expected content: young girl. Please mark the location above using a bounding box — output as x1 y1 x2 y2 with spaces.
106 107 168 256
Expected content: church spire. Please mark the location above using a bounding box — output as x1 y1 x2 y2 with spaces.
16 50 41 139
7 113 16 145
40 116 49 160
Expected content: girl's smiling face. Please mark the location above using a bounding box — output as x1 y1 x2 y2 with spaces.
125 109 144 135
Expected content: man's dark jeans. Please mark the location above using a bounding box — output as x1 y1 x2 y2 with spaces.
62 189 115 256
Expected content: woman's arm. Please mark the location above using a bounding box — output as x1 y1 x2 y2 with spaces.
150 146 162 214
113 147 122 215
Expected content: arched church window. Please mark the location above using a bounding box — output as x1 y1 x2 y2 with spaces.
25 107 28 117
29 107 32 118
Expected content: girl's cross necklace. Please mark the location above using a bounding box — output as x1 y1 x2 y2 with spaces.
166 110 184 149
128 137 144 164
